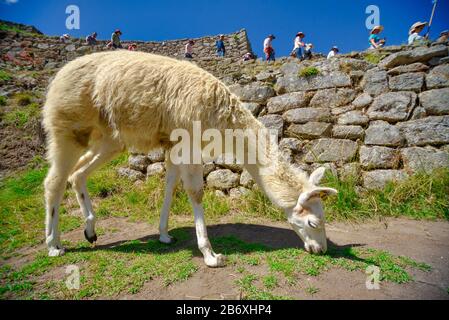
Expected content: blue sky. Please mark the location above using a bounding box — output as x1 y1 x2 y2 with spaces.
1 0 448 56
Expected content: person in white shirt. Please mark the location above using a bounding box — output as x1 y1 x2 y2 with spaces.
292 32 305 59
185 40 194 59
408 21 427 45
263 34 276 61
303 43 313 60
327 46 339 59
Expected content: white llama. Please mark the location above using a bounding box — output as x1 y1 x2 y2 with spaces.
42 51 337 267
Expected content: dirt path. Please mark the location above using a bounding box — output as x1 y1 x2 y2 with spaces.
4 217 449 300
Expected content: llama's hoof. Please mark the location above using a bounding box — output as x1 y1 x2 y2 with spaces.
205 254 226 268
48 247 65 257
159 234 175 244
84 230 97 244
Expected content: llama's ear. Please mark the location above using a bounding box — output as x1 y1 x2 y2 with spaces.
298 187 338 205
309 167 326 185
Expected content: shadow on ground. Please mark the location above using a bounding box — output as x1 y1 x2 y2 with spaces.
68 223 366 263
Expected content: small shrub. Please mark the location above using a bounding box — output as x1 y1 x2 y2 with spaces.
364 52 386 65
298 66 320 77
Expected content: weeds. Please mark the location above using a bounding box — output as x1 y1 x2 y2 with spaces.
298 66 320 77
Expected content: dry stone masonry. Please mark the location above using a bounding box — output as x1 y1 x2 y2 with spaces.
1 20 448 192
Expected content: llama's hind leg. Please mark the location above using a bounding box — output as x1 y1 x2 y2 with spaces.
159 157 180 244
69 137 122 243
45 138 85 257
180 165 226 268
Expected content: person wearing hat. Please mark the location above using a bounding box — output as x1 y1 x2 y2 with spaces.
327 46 339 59
60 34 70 43
436 30 449 43
86 32 97 46
292 32 306 59
263 34 276 62
242 52 254 61
408 21 427 45
303 43 313 60
369 26 386 49
111 29 123 49
185 40 195 59
216 35 226 57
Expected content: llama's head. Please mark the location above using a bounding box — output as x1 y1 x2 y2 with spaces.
286 167 338 254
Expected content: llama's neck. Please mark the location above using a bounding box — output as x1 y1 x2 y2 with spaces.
229 104 310 209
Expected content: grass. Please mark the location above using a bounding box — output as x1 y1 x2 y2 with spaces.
14 92 34 107
0 157 445 299
0 69 12 82
0 96 7 106
1 161 447 257
0 22 42 37
0 223 434 299
3 102 40 128
323 169 449 221
363 52 387 65
298 66 320 78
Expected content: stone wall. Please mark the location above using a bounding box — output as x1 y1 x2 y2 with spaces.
125 43 449 193
0 20 252 73
1 20 448 193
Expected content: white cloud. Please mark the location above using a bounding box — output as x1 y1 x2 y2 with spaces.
4 0 19 4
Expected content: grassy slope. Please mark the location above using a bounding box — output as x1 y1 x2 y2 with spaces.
0 154 446 299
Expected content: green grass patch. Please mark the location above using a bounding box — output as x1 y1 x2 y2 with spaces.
0 232 197 299
236 189 284 221
0 69 12 82
298 66 320 77
3 102 40 128
14 92 34 107
0 96 7 106
323 168 449 221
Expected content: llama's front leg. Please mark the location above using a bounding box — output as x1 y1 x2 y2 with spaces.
180 165 226 268
159 159 180 244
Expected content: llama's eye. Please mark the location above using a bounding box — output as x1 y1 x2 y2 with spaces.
308 220 318 229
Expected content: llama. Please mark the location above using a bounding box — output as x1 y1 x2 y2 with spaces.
42 50 337 267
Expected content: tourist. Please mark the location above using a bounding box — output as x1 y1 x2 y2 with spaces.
327 46 339 59
303 43 313 60
292 32 305 59
111 29 123 49
263 34 276 62
185 40 194 59
408 21 427 45
86 32 97 46
128 43 137 51
60 34 70 43
436 30 449 43
216 35 226 57
368 25 386 49
242 52 254 61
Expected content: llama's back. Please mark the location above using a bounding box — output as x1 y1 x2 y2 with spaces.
43 50 257 152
